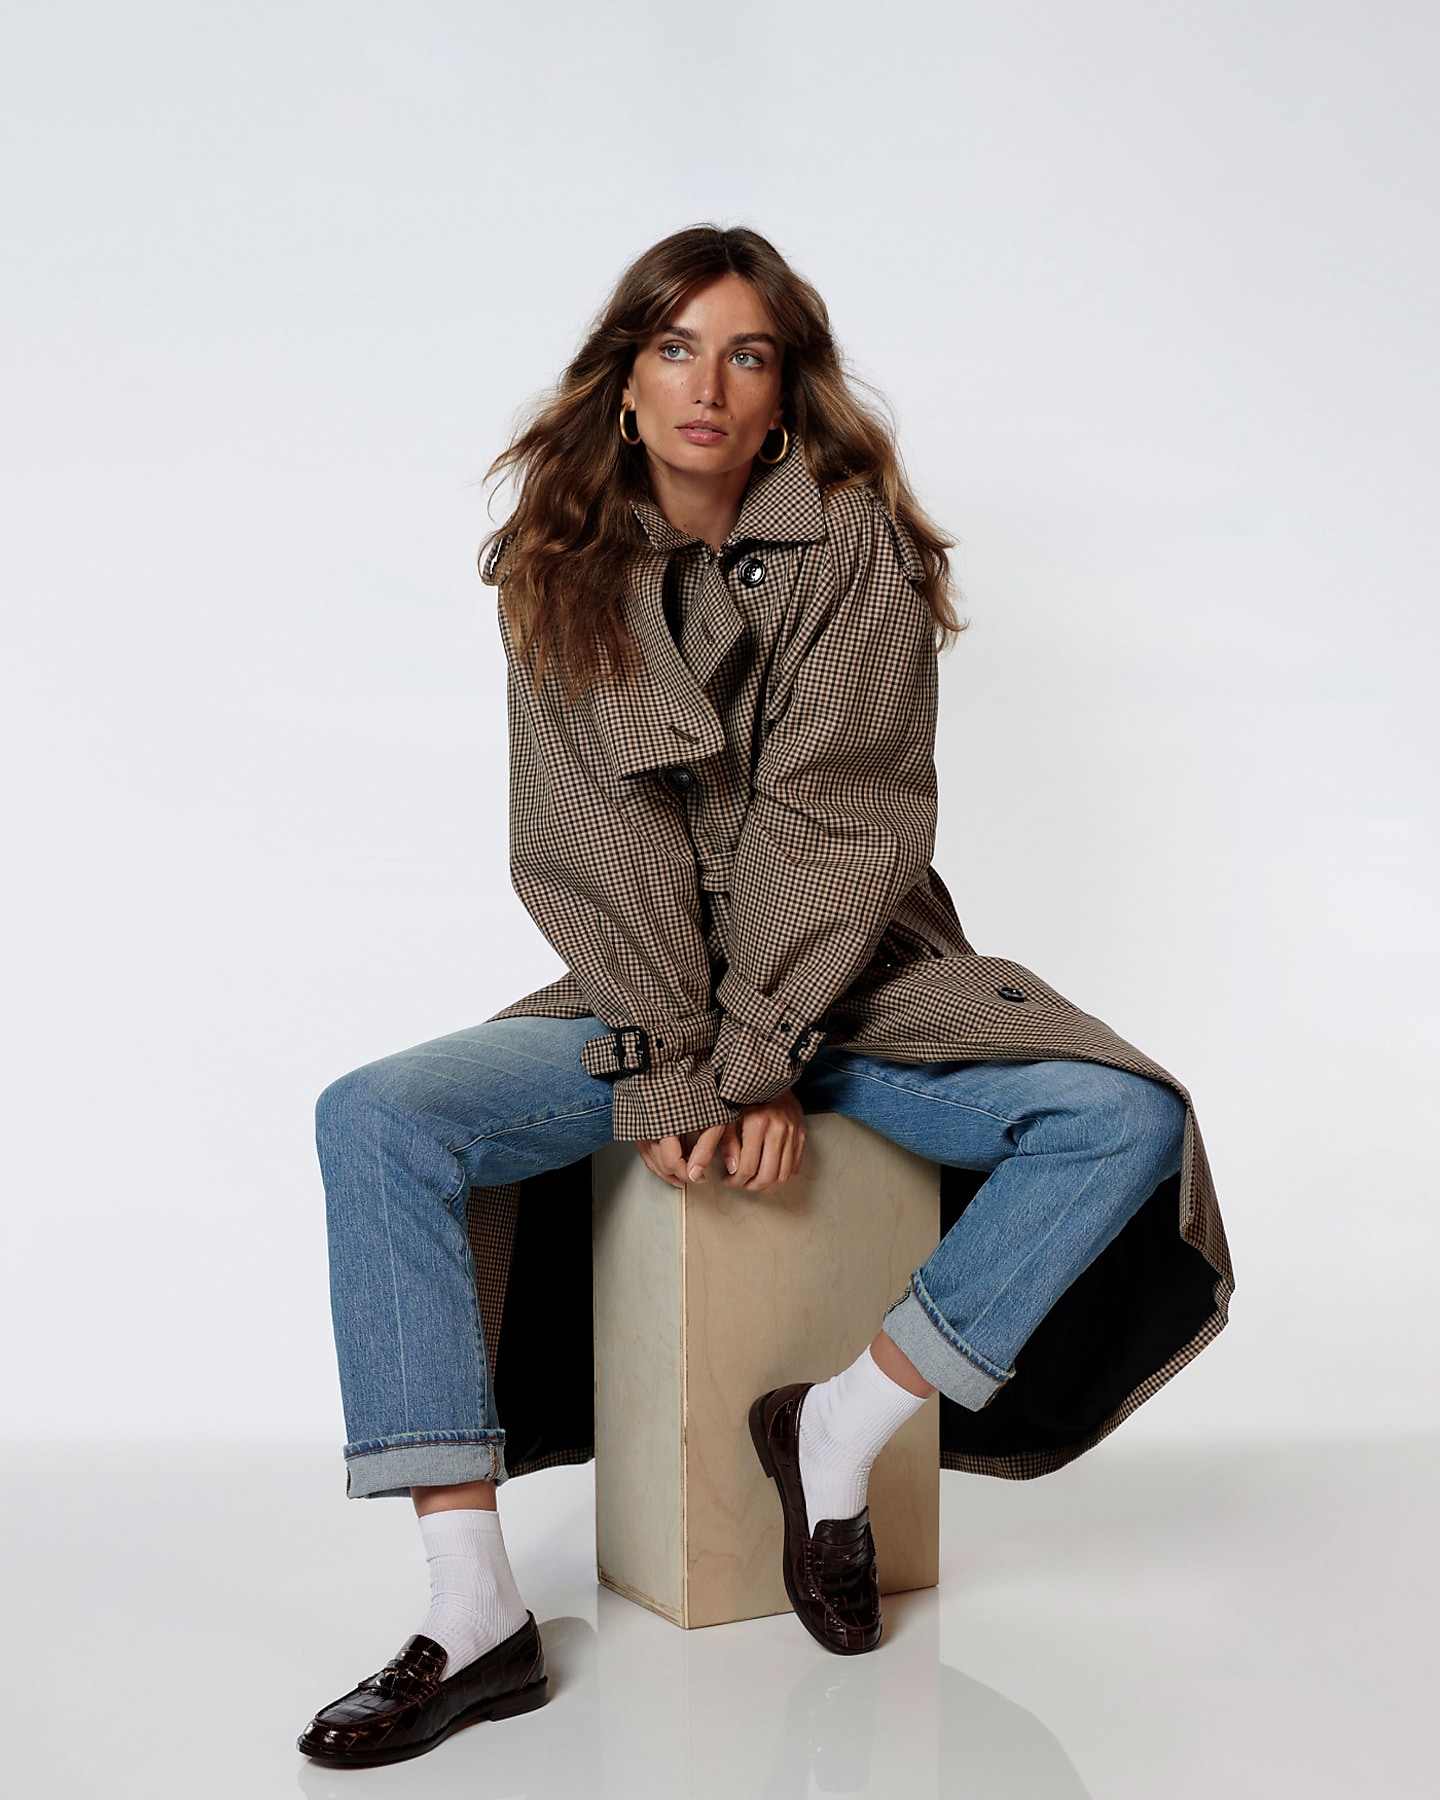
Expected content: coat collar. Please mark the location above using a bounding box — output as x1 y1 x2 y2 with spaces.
629 448 828 555
583 453 820 777
590 454 827 782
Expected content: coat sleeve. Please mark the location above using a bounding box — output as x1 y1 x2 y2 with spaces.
503 614 736 1143
711 490 939 1107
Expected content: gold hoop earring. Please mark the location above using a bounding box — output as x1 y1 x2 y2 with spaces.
758 425 790 465
619 403 642 447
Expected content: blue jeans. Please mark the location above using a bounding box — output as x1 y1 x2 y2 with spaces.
318 1015 1184 1498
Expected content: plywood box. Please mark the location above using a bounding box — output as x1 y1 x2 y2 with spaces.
592 1112 940 1629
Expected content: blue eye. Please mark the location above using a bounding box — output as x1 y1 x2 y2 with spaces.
659 342 688 360
733 351 763 368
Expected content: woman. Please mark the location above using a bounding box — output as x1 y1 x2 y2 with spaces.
298 225 1232 1768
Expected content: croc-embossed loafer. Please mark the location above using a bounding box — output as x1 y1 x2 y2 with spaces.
297 1613 548 1766
749 1384 883 1655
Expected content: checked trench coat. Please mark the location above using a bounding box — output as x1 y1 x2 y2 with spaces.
468 451 1233 1483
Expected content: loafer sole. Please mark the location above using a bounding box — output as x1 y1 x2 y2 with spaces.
748 1394 880 1657
299 1673 549 1767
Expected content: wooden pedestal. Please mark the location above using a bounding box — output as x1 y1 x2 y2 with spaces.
591 1111 940 1629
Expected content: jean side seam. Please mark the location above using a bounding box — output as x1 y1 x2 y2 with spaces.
373 1150 411 1422
810 1056 1032 1130
907 1273 1015 1383
952 1152 1154 1347
448 1097 614 1163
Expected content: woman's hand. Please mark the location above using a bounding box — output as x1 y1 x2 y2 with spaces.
720 1091 807 1193
635 1125 728 1190
634 1091 807 1194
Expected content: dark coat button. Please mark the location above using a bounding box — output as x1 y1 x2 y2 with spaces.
996 984 1028 1003
663 765 697 795
738 557 766 587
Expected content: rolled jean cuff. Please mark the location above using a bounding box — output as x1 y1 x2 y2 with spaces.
343 1431 508 1499
881 1275 1012 1412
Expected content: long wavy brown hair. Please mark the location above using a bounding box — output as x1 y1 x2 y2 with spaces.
480 224 959 688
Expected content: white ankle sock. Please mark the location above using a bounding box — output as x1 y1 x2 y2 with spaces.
798 1346 927 1534
417 1508 528 1677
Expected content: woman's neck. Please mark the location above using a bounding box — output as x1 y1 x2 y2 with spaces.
646 455 753 552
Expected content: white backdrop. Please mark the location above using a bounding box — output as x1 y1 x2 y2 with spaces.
2 0 1435 1447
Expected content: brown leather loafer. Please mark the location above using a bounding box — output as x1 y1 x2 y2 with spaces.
750 1384 883 1655
297 1613 548 1766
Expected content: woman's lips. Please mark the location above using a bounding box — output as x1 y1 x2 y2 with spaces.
677 423 727 445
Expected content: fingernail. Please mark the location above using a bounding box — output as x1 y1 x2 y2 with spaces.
689 1165 703 1182
726 1157 737 1173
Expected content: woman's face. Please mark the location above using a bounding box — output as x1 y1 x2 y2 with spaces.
622 274 785 483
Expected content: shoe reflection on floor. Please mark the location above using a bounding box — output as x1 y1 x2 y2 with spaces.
296 1588 1089 1800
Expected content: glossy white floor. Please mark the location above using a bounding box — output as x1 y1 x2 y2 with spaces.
2 1438 1432 1798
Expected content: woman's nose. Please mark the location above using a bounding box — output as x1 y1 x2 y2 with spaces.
692 357 725 406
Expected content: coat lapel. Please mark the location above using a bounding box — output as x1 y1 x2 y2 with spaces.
589 456 831 779
677 560 745 692
586 547 727 779
599 455 828 761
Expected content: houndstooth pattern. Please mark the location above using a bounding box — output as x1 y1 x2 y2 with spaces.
497 455 959 1134
488 452 1232 1460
